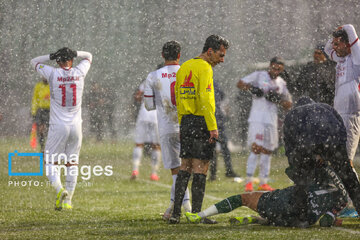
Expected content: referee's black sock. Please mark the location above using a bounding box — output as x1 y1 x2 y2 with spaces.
172 170 191 218
191 173 207 213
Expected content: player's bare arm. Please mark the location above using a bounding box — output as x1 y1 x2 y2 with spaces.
281 100 292 111
236 79 249 90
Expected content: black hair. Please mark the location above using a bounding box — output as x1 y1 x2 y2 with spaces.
202 35 230 53
162 41 181 61
270 56 285 66
332 29 349 43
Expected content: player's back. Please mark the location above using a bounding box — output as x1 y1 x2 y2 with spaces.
148 65 180 136
49 67 85 125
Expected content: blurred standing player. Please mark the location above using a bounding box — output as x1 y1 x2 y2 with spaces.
237 57 292 192
31 77 50 152
170 35 230 224
209 81 240 180
30 47 92 210
325 24 360 217
131 80 161 181
144 41 191 220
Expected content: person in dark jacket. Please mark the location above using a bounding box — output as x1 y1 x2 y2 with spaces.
209 82 240 180
283 96 360 219
295 44 336 105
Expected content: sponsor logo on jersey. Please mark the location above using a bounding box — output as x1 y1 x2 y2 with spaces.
180 71 196 95
57 76 80 82
39 65 44 69
162 72 177 79
206 84 212 92
255 134 263 141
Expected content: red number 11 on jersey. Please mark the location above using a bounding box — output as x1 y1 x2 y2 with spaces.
59 84 77 107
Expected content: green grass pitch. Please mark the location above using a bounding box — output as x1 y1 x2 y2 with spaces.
1 138 360 239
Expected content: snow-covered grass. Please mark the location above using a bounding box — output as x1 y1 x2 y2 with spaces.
1 138 359 239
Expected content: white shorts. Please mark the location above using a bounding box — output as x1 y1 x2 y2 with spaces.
247 122 278 151
340 112 360 161
45 123 82 164
160 133 181 169
134 121 160 144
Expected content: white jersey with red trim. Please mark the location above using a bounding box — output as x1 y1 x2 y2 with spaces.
325 24 360 114
30 51 92 125
242 70 291 127
144 64 180 136
136 81 158 124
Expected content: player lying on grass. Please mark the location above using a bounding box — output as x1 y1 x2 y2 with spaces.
187 96 360 226
186 180 346 227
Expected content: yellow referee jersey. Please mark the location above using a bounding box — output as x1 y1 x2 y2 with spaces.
31 81 50 116
175 57 217 131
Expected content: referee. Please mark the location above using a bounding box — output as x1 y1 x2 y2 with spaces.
31 77 50 152
170 35 229 224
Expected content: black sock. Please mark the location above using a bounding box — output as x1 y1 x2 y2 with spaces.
172 170 191 218
191 173 207 213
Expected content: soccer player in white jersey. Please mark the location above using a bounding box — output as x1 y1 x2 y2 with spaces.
144 41 191 220
324 24 360 218
131 80 161 181
30 47 92 210
237 57 292 192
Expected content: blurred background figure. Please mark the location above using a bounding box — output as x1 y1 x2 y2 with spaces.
295 44 336 105
102 85 117 140
237 57 292 192
209 81 241 181
130 80 161 181
88 83 106 141
31 77 50 152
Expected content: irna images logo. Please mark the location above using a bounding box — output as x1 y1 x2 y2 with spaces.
8 150 43 176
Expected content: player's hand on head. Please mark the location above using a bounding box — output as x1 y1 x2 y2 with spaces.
50 49 62 60
71 50 77 58
265 90 282 104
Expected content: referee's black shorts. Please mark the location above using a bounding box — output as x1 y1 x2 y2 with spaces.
179 115 215 160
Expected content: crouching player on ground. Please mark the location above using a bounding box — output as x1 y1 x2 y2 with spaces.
186 97 360 227
30 47 92 210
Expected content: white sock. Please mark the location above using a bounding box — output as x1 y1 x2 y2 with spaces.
46 164 63 194
132 147 143 172
65 166 78 204
199 205 218 218
171 174 177 202
246 152 259 183
151 149 161 174
259 154 271 185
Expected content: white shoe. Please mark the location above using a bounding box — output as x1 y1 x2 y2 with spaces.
162 206 173 221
